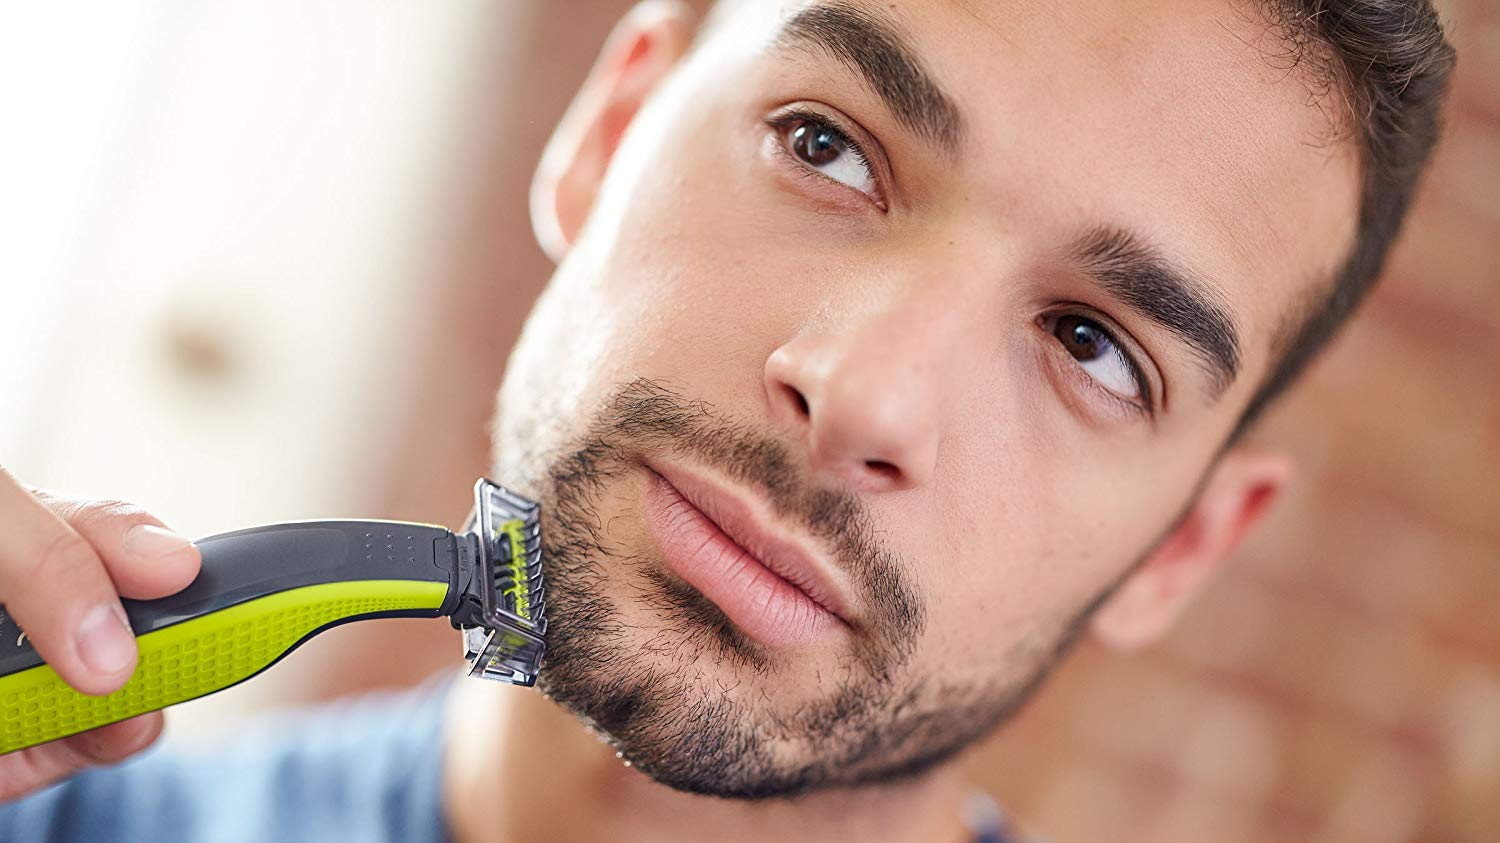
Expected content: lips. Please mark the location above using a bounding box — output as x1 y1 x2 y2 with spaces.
641 463 852 649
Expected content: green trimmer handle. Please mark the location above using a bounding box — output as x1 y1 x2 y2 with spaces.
0 520 459 755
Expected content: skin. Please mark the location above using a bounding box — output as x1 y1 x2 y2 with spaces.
0 0 1359 840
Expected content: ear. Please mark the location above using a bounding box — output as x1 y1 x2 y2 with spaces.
1090 446 1293 651
530 0 697 262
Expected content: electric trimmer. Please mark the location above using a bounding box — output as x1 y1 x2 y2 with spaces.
0 479 545 754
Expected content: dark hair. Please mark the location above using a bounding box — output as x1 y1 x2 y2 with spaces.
1236 0 1456 434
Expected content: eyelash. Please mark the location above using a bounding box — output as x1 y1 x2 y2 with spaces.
764 107 884 206
1042 309 1157 419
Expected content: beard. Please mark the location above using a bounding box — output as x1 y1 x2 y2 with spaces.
495 379 1101 799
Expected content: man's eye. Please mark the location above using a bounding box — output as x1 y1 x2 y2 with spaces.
1050 314 1144 403
779 117 877 196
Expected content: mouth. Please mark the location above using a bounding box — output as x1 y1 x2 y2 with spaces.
641 460 854 649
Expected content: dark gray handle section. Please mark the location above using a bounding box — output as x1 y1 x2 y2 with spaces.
0 520 458 678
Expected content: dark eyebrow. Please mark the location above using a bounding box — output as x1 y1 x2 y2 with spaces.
1070 226 1242 397
775 2 965 154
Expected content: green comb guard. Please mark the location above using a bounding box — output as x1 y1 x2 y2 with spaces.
0 479 545 755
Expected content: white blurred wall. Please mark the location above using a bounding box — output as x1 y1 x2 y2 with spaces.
0 1 513 526
0 0 533 734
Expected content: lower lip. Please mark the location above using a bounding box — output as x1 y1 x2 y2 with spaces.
642 471 840 649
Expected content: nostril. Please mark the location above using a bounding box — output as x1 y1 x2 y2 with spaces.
783 384 811 419
864 460 901 483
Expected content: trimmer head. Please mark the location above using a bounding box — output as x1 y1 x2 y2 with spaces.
452 479 547 685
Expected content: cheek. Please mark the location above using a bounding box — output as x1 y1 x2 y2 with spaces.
572 114 814 392
892 430 1194 678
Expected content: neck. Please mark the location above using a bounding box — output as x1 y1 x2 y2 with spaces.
442 678 974 843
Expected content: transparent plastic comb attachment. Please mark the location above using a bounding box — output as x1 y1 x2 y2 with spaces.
458 479 546 686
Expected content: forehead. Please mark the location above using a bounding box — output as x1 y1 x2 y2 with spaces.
707 0 1360 383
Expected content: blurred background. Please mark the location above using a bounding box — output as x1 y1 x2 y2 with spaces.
0 1 1494 841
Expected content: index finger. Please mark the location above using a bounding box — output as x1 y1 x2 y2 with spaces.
0 467 138 697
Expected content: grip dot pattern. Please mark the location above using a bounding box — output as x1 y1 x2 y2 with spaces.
0 580 447 754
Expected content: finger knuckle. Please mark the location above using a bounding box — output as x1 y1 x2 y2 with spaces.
75 498 150 533
26 485 62 503
87 498 147 522
35 490 83 520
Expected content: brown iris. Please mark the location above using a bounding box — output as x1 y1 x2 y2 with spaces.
788 120 845 167
1054 315 1109 361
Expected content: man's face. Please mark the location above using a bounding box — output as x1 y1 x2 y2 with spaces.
494 0 1357 798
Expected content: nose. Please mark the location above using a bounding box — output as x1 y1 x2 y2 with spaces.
764 310 944 493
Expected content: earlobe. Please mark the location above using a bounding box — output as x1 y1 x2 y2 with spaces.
530 0 697 262
1090 446 1293 651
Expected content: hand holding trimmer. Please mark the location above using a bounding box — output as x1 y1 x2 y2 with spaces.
0 479 546 755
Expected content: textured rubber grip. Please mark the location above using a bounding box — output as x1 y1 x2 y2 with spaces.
0 579 447 755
